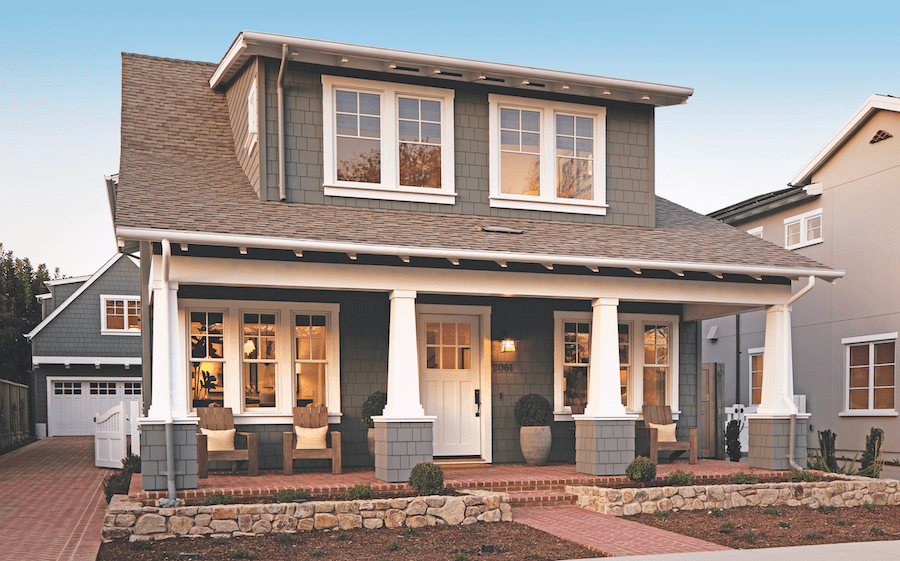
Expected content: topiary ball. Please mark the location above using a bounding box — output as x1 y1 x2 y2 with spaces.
409 462 444 495
625 456 657 482
514 393 552 426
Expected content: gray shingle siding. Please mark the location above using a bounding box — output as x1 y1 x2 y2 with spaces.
261 62 652 227
32 257 142 358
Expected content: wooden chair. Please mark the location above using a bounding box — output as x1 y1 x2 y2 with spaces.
283 406 341 475
197 406 258 478
643 404 697 464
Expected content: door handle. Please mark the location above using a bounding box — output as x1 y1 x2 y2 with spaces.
474 389 481 417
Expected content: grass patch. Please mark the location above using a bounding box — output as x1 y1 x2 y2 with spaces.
652 510 670 519
804 530 819 539
762 507 780 516
870 526 886 536
710 508 725 518
333 532 351 541
719 521 734 532
386 541 401 551
228 549 253 559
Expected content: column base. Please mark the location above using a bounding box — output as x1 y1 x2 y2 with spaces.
574 417 636 476
747 415 808 471
374 418 434 483
140 421 199 491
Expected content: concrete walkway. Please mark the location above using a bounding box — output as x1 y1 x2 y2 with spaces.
571 540 900 560
0 437 110 561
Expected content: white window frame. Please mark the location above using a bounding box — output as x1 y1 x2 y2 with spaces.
840 332 898 417
245 78 258 154
746 226 763 238
181 300 342 423
489 94 607 215
553 311 677 420
322 76 456 205
100 295 141 336
783 208 823 249
240 310 279 413
748 347 764 406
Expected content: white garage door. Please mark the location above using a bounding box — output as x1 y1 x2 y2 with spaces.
48 379 142 436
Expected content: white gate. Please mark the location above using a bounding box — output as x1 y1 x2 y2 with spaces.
725 404 749 453
94 402 126 468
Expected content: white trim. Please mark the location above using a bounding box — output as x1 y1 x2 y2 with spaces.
841 332 898 345
26 254 126 340
746 226 763 238
36 293 52 300
121 227 845 282
100 294 141 335
45 275 92 286
33 356 142 366
790 95 900 186
784 208 822 250
488 94 607 215
245 78 258 155
322 75 456 204
839 410 898 417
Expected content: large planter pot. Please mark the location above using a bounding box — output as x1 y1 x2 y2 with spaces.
367 427 376 460
520 425 552 466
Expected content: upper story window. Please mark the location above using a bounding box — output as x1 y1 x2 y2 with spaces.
101 295 140 335
489 94 607 215
842 333 896 415
784 208 822 249
322 76 455 205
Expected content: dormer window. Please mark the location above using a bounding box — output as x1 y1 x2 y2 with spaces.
322 76 456 204
784 208 822 249
489 94 607 215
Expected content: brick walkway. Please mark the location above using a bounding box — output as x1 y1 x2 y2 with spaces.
0 437 110 561
513 506 732 557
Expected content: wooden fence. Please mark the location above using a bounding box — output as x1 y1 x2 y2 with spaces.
0 378 30 448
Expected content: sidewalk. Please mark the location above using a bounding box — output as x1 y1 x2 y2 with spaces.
0 437 110 561
571 540 900 560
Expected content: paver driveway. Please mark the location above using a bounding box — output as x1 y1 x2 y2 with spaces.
0 437 110 561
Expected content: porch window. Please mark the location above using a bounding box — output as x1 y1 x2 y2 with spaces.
294 314 328 408
101 295 140 335
619 323 630 407
242 313 277 409
749 349 764 406
190 311 225 408
843 333 896 414
642 324 669 407
562 321 590 410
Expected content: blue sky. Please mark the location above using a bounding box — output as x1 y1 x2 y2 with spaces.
1 1 898 275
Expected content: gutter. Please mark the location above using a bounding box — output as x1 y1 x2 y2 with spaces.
115 227 846 282
276 44 288 202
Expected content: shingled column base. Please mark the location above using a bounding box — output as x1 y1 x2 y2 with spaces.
374 419 434 483
747 415 809 471
575 417 636 476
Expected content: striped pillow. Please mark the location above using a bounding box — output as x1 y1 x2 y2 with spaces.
295 426 328 449
200 428 235 451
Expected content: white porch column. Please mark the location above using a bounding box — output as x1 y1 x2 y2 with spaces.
756 304 797 416
381 290 426 419
147 281 175 422
583 298 628 417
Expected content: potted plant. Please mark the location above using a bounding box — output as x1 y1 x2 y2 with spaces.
514 393 553 465
360 390 387 459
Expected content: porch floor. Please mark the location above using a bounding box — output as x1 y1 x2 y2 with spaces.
129 458 767 504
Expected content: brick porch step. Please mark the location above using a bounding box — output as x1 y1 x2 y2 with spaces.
506 490 578 508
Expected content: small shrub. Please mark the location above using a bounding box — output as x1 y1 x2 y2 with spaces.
816 504 832 514
779 521 791 528
308 548 326 557
122 452 142 473
453 550 469 561
742 529 759 543
626 456 657 482
274 488 311 503
154 550 176 560
360 390 387 429
762 507 779 516
333 532 351 541
402 526 420 536
386 541 401 551
103 470 132 503
719 521 734 532
343 483 375 501
728 471 758 485
863 502 875 511
130 540 152 551
211 537 229 545
277 533 295 543
710 508 724 517
652 510 670 519
228 550 252 559
664 469 694 486
789 468 815 482
724 419 743 462
804 530 819 540
859 427 885 478
514 394 552 426
836 519 848 526
870 526 886 536
203 492 236 506
466 525 480 534
409 462 444 495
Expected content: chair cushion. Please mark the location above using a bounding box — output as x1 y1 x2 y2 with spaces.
295 426 328 449
647 422 677 442
200 428 236 451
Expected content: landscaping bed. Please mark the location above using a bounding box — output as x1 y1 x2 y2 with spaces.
631 503 900 549
97 522 603 560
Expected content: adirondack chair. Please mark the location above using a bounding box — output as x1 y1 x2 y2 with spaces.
642 404 697 464
283 406 342 475
197 406 258 478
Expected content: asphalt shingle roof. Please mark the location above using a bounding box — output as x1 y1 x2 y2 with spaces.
115 53 833 276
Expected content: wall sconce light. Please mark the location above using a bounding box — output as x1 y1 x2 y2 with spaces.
498 331 517 353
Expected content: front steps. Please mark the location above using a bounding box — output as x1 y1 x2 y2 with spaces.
447 477 581 508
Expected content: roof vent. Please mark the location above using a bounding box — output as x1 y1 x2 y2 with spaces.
871 130 892 144
479 226 524 234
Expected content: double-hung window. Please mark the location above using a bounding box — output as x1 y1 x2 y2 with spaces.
322 76 455 204
749 348 764 406
843 333 896 415
489 94 607 215
242 313 277 410
784 209 822 249
189 311 226 408
101 295 140 335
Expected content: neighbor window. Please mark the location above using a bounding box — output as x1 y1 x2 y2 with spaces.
189 311 225 408
749 349 764 406
784 209 823 249
101 295 140 335
322 76 455 204
843 333 896 414
490 94 606 215
242 313 277 410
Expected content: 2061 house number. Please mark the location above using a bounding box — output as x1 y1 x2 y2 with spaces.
492 363 513 373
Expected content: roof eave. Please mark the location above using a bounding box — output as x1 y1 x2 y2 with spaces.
210 31 694 108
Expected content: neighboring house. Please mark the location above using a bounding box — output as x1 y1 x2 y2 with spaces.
109 32 842 491
703 95 899 463
25 253 143 436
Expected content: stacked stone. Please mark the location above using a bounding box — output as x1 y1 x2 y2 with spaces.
568 477 900 517
103 492 511 542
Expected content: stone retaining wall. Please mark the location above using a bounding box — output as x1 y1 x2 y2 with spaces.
568 476 900 516
103 491 510 542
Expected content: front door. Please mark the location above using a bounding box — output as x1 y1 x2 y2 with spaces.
418 314 481 457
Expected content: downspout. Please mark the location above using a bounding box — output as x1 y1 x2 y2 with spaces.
784 275 816 471
277 44 288 202
160 240 177 504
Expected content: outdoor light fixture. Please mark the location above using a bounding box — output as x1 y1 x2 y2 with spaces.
498 331 517 352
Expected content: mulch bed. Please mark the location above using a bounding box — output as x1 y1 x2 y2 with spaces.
597 472 828 489
631 504 900 548
97 522 603 560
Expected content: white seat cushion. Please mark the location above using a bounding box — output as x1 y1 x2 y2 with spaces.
295 426 329 449
200 428 236 451
647 422 677 442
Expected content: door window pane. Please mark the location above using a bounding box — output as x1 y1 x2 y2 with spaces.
426 321 472 370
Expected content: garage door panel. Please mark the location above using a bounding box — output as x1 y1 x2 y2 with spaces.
49 380 141 436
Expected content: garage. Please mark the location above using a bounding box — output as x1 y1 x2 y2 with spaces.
47 378 142 436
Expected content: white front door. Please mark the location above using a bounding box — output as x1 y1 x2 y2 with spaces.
418 314 481 456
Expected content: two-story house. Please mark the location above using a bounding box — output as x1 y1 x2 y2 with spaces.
703 95 899 466
109 32 842 491
25 253 143 437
